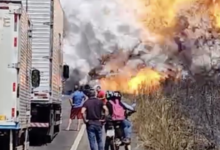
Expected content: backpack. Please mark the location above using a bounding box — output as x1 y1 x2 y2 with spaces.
109 99 125 120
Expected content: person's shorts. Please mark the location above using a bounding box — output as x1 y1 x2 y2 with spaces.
70 107 82 119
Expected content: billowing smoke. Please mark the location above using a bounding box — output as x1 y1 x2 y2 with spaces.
60 0 143 89
60 0 220 91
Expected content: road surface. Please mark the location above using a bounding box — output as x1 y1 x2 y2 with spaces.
30 96 144 150
77 128 144 150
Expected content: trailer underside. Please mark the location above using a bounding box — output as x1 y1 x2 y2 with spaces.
30 103 61 143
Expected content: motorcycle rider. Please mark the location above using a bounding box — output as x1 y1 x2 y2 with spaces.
114 91 135 143
106 91 135 144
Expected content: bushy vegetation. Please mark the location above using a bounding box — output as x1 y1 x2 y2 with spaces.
129 79 220 150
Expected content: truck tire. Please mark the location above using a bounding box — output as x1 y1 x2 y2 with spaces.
47 135 53 143
57 124 60 133
47 109 55 143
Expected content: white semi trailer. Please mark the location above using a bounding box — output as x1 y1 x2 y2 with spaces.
0 1 40 149
21 0 69 142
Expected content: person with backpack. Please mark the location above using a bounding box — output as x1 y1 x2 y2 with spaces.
106 91 135 144
106 91 126 141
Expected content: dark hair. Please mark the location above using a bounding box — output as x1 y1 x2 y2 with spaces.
106 91 113 100
74 85 79 91
84 84 91 89
113 91 122 100
88 89 96 98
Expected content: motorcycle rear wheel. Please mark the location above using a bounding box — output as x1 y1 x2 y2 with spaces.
105 137 115 150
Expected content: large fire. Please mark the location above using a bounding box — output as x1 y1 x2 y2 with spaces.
100 68 163 94
120 0 220 35
99 0 220 94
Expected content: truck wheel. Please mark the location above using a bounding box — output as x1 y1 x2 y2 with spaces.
58 125 60 133
47 135 52 143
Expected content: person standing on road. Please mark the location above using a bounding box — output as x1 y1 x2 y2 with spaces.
81 88 109 150
66 85 87 131
96 85 107 104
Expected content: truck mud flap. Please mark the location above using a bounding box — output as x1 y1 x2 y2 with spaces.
30 123 49 128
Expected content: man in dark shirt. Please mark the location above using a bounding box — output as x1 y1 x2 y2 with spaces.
81 89 108 150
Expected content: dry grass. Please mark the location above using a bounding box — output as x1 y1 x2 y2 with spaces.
127 79 220 150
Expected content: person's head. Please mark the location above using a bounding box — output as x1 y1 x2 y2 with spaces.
88 88 97 98
95 85 101 92
106 91 113 101
74 85 79 91
79 85 84 91
84 84 91 90
113 91 122 100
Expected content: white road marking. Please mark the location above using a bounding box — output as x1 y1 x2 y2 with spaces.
70 124 86 150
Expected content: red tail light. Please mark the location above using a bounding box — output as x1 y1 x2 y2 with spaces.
14 14 17 23
11 108 15 117
12 82 16 92
14 37 17 47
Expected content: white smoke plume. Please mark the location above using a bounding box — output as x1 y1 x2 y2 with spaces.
60 0 220 91
60 0 144 86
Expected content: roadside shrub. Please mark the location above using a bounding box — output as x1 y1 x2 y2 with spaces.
131 80 220 150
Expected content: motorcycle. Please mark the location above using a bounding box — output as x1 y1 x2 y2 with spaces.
105 120 130 150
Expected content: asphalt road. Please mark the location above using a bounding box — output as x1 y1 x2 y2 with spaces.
30 96 80 150
77 129 144 150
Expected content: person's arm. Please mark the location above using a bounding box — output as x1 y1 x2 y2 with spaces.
81 104 88 124
69 98 73 106
119 100 127 110
69 93 75 106
103 104 109 116
106 101 113 116
83 94 88 101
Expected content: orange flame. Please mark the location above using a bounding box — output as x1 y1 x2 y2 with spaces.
121 0 220 36
212 0 220 28
100 68 162 94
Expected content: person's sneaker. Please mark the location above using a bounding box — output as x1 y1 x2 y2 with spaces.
123 138 130 144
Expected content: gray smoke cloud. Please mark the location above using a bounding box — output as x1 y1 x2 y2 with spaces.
60 0 220 91
60 0 142 89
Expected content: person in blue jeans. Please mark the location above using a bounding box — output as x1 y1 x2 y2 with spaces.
81 89 109 150
121 101 136 143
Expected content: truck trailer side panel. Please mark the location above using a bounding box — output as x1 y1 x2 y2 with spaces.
22 0 62 103
0 2 32 129
52 0 63 102
24 0 51 102
18 3 32 129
